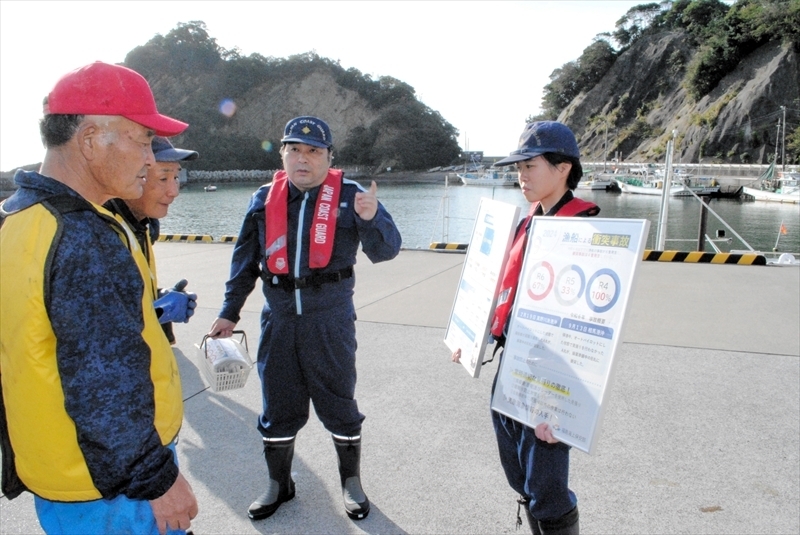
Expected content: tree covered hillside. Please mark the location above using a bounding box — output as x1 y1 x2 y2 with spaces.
125 22 461 171
531 0 800 164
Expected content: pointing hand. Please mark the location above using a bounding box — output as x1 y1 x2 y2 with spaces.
355 181 378 221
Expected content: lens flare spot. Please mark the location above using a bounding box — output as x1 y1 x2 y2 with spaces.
219 99 236 117
261 140 273 152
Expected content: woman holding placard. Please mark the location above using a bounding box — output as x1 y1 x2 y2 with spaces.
454 121 599 535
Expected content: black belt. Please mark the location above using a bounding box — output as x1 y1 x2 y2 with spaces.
267 266 353 291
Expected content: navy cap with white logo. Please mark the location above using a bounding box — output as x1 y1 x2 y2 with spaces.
281 116 333 149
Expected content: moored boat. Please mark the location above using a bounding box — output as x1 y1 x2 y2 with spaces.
616 174 720 197
615 175 689 196
742 170 800 204
457 169 519 187
578 173 619 191
742 185 800 203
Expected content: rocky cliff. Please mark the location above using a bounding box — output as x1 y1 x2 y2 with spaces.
220 71 381 149
562 31 799 164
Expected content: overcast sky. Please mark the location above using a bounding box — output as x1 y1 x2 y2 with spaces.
0 0 645 171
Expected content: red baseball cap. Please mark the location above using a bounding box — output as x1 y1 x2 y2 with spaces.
45 61 188 137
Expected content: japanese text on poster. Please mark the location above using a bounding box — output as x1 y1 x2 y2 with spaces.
490 217 650 453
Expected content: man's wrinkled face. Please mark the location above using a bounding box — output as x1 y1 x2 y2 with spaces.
126 161 181 220
88 116 155 201
281 143 331 191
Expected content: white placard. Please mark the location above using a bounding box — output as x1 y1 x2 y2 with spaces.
444 199 521 378
490 217 650 453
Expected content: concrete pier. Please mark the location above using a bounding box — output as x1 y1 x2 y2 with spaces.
2 244 798 534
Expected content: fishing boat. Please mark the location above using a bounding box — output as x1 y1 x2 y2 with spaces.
615 174 689 196
616 173 720 197
578 173 620 191
742 167 800 204
204 185 218 192
682 179 722 197
457 169 519 187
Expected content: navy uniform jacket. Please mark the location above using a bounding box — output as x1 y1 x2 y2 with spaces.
219 175 401 320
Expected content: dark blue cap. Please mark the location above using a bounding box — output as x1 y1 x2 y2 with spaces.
494 121 580 167
151 136 199 162
281 116 332 149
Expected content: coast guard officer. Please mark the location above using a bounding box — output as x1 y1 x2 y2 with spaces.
208 116 401 521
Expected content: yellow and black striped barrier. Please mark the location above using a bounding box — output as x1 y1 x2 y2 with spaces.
429 242 468 252
157 234 214 243
642 250 767 265
218 235 238 243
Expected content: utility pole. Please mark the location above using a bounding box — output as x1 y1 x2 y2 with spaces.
781 106 786 171
774 118 780 165
463 132 468 173
656 129 677 250
603 120 609 172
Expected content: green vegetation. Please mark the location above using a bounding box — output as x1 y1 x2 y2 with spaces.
620 117 655 145
666 48 687 76
534 39 617 120
689 84 741 128
535 0 798 119
787 126 800 164
125 22 461 171
684 0 800 100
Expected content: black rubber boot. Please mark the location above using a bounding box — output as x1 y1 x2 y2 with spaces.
516 496 542 535
538 506 579 535
248 437 296 520
332 434 370 520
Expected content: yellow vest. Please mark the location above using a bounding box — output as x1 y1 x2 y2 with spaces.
0 202 182 501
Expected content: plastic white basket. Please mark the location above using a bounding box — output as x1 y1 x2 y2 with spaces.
194 331 253 392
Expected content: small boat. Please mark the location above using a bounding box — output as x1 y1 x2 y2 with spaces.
652 169 722 197
616 173 720 197
742 168 800 204
578 173 620 191
457 169 519 187
616 176 688 196
204 185 218 192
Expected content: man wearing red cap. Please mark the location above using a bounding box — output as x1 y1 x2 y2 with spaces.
0 62 198 534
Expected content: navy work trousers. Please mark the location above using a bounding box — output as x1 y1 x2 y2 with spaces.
256 305 364 438
492 410 577 522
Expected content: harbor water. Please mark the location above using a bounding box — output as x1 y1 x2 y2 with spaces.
162 180 800 254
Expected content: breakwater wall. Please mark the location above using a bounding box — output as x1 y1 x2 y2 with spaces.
185 166 375 183
185 168 449 185
583 161 799 179
188 169 274 183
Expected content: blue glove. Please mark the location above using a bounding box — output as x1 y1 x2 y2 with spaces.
154 279 197 324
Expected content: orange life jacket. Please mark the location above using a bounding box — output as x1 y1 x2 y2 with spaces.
490 197 599 338
265 169 342 274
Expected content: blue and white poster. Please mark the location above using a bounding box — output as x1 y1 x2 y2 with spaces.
490 217 650 454
445 199 520 378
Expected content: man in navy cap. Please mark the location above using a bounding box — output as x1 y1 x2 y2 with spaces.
106 136 200 344
209 116 401 522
